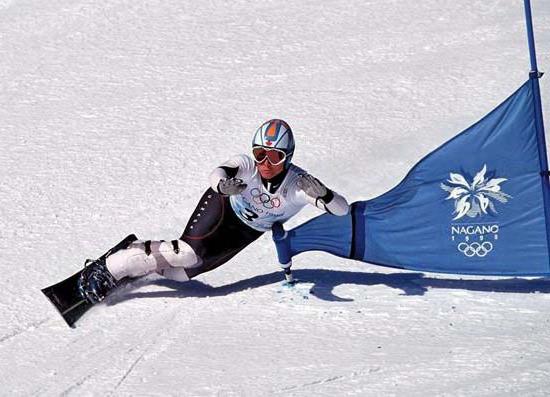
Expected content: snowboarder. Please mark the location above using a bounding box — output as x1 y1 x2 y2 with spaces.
79 119 349 303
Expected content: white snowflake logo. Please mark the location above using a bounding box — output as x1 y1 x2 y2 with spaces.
441 164 512 220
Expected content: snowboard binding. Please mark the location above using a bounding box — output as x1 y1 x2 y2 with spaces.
78 258 118 303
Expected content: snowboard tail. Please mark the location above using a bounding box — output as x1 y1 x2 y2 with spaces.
42 270 92 327
41 234 138 327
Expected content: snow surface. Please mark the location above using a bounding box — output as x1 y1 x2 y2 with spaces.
2 0 550 395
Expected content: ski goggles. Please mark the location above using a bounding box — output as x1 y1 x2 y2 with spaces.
252 146 288 166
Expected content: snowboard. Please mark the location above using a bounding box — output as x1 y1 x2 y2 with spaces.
41 234 137 328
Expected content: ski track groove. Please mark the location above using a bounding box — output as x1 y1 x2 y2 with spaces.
0 317 51 344
111 352 147 393
275 367 381 394
108 303 184 395
60 374 93 397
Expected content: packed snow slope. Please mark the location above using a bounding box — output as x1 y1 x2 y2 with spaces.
1 0 550 395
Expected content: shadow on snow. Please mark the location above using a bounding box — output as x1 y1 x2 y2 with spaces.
109 268 550 304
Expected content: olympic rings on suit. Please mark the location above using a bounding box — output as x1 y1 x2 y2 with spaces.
250 188 281 209
457 241 493 257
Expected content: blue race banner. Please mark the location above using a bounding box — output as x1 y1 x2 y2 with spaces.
273 80 550 276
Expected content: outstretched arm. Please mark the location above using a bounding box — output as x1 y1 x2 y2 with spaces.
297 174 349 216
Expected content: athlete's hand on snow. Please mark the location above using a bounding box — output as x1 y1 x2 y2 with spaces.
297 174 328 199
218 177 247 196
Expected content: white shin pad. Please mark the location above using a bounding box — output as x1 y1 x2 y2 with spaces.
105 240 200 282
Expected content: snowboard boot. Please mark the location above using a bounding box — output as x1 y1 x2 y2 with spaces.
78 258 119 303
77 234 138 303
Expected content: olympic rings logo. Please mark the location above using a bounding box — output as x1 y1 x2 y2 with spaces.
250 188 281 209
457 242 493 257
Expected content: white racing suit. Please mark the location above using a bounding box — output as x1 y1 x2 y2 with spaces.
106 154 349 282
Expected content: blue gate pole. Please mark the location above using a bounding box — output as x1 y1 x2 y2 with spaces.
523 0 550 270
524 0 540 73
524 0 548 169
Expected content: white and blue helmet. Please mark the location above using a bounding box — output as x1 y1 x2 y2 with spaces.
252 119 295 168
